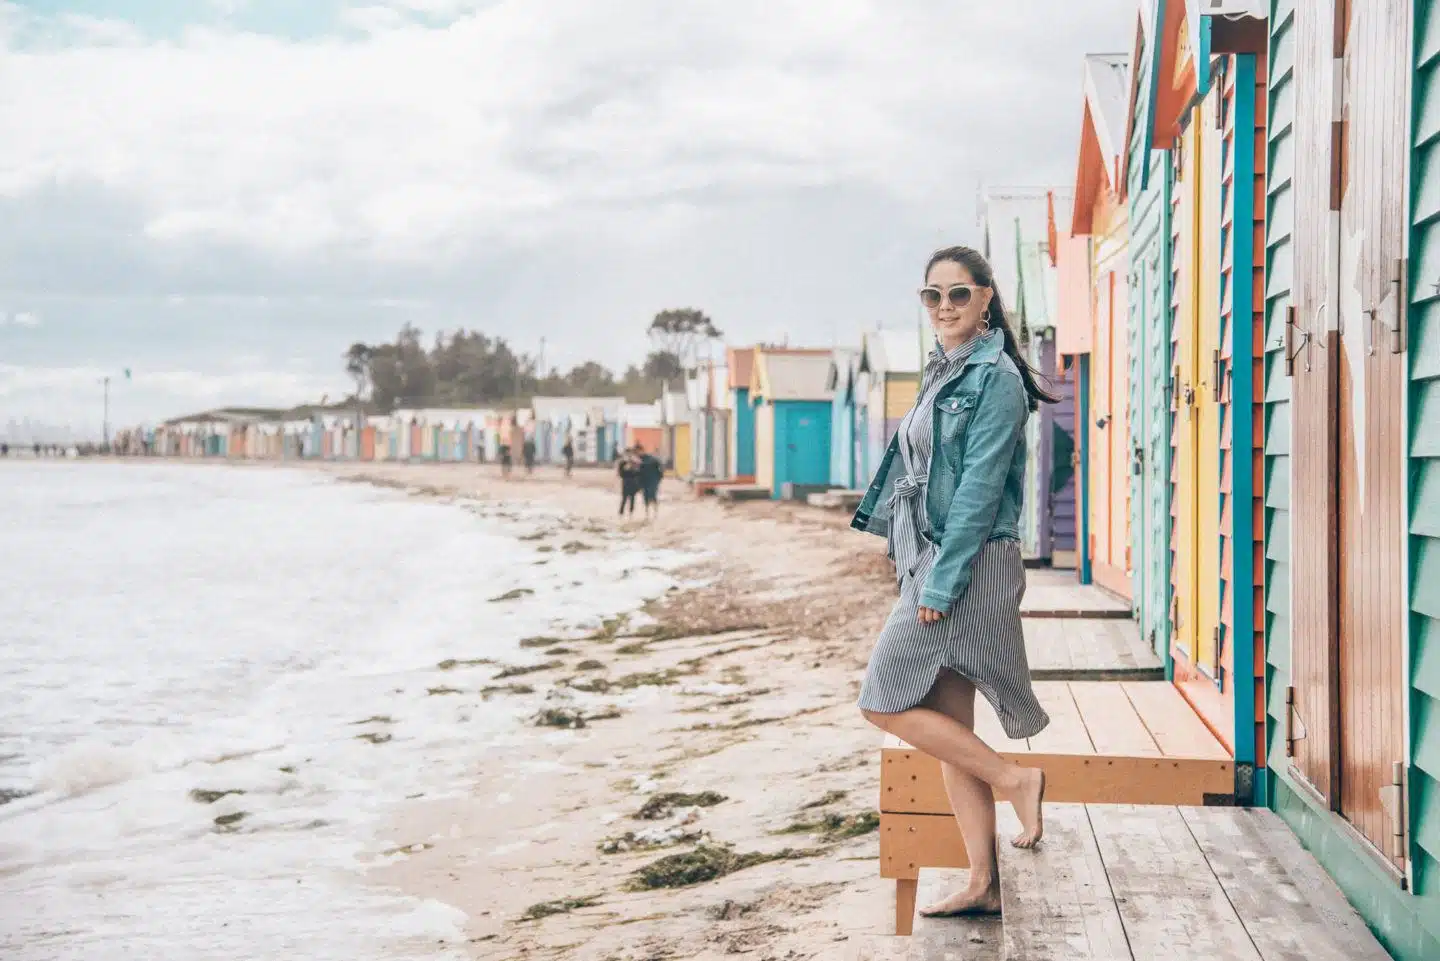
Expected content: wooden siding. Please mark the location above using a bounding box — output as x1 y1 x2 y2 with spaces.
1334 0 1410 867
1215 51 1269 772
1089 189 1133 599
884 376 919 420
1126 12 1173 661
1286 0 1341 804
753 403 775 492
1412 0 1440 938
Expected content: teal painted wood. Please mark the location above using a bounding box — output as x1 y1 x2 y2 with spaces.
1411 0 1440 938
1227 54 1261 768
732 387 754 476
772 400 832 498
1127 13 1174 665
1263 0 1296 797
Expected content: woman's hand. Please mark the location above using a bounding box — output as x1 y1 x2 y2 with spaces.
917 606 946 625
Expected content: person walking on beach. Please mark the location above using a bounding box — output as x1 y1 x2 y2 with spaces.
522 435 536 475
562 436 575 477
638 448 662 520
499 439 513 479
852 246 1056 918
617 447 641 516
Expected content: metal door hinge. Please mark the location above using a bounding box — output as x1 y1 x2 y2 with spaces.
1379 761 1408 867
1212 349 1223 402
1213 626 1225 691
1390 258 1409 354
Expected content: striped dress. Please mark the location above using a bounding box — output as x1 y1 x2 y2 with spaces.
857 335 1050 740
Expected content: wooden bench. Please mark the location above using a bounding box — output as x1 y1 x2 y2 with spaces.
879 680 1233 935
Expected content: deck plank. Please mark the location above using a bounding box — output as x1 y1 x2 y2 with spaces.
1021 569 1132 619
974 698 1031 753
1088 805 1262 960
912 870 1003 960
1026 682 1096 754
1026 619 1165 680
1070 683 1162 756
1121 682 1229 758
997 804 1132 960
1179 807 1393 961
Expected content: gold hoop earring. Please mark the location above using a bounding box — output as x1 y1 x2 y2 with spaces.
980 309 991 330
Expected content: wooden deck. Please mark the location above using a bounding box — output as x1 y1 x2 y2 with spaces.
880 681 1239 935
1024 618 1163 680
1021 568 1132 619
853 806 1392 960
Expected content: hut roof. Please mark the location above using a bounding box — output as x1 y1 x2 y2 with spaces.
726 346 756 391
859 329 923 377
751 349 833 402
621 402 662 429
531 396 625 421
825 347 860 397
979 187 1054 312
1072 53 1131 236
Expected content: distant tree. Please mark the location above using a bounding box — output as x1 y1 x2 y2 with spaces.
647 308 723 367
344 343 373 400
642 350 684 383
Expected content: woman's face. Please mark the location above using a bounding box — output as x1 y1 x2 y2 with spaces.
923 259 993 349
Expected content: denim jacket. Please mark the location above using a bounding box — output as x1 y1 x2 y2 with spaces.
850 329 1028 613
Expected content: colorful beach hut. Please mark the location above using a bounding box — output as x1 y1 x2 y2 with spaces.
981 186 1077 566
855 330 922 484
686 360 730 479
1261 2 1439 955
1122 0 1175 661
826 347 861 490
726 346 757 481
1069 51 1133 600
750 348 833 499
621 402 663 456
661 390 692 475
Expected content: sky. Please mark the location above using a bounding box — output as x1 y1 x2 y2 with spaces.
0 0 1137 438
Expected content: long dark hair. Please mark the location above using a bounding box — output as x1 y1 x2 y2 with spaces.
924 245 1059 411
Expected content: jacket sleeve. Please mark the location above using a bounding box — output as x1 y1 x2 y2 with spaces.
919 371 1027 613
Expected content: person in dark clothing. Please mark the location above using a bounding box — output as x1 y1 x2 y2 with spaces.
638 449 663 519
562 437 575 477
617 448 641 516
499 442 512 478
522 436 536 474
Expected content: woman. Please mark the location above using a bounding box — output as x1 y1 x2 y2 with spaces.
617 447 641 516
852 246 1056 917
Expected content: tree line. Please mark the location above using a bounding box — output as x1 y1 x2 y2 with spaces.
343 309 723 412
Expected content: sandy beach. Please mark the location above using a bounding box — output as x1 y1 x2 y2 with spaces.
299 461 904 960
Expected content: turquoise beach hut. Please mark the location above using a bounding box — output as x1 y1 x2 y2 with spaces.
826 347 861 490
751 347 833 499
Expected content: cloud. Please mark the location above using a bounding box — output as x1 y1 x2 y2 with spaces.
0 1 1131 261
0 0 1136 426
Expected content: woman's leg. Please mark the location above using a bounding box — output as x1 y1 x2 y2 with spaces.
915 670 1000 914
861 689 1044 850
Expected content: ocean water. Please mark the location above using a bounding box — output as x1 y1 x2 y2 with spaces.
0 462 688 960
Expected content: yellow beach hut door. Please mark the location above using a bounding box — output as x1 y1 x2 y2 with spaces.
1171 104 1223 688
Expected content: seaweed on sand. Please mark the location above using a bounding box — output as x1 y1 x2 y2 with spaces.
625 844 820 891
518 894 602 922
436 657 494 670
189 788 245 804
489 588 535 603
493 660 563 680
634 791 726 820
776 810 879 840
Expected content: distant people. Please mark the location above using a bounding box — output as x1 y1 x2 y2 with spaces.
522 436 537 475
0 443 7 457
499 441 513 478
562 437 575 477
617 447 641 517
638 447 663 519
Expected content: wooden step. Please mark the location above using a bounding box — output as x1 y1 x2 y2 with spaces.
1021 568 1132 619
884 806 1394 960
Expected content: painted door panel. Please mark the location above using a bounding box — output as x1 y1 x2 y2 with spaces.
1173 115 1201 666
1109 275 1132 587
1198 101 1224 677
1335 0 1409 869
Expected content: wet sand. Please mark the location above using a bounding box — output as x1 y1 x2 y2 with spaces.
307 461 905 960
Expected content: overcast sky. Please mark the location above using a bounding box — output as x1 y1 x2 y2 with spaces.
0 0 1135 436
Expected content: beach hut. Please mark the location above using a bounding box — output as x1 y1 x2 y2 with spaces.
725 347 757 480
1260 2 1438 955
1014 192 1080 569
1122 0 1175 661
981 186 1076 565
750 348 833 499
661 390 692 475
1140 0 1270 762
825 348 861 490
621 402 663 456
1068 51 1133 599
855 330 922 485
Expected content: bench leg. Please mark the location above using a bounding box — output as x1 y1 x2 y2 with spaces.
895 877 918 936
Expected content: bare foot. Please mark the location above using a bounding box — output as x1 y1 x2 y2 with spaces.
918 881 1002 917
1009 767 1045 848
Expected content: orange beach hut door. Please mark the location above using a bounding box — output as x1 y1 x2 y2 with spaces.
1288 0 1409 870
